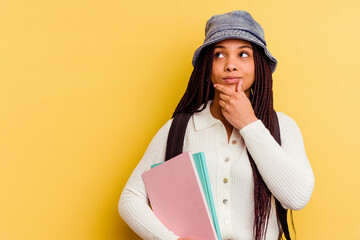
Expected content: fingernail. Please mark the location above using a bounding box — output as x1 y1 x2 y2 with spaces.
213 84 217 87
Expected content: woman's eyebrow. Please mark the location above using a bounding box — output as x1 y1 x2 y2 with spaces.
214 45 253 49
239 46 253 49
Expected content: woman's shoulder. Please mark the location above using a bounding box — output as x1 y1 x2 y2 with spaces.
275 111 298 125
154 112 196 137
143 118 174 156
275 111 304 137
153 118 174 138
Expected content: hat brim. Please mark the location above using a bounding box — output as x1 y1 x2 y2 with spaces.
192 29 277 73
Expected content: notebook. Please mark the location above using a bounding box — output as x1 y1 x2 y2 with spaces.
142 151 220 240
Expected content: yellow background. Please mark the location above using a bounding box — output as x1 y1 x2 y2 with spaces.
1 0 359 239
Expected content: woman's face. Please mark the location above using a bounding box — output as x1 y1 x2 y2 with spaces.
211 39 255 96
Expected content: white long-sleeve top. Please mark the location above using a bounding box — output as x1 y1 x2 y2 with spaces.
118 101 315 240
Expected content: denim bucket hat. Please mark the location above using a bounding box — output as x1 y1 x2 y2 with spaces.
192 10 277 73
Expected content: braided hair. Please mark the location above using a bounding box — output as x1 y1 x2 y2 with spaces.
172 43 293 240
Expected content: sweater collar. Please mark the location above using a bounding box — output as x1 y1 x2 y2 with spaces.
193 100 221 131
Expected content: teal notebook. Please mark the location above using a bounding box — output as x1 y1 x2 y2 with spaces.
151 152 221 240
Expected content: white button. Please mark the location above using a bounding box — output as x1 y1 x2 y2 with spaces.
225 219 230 224
223 199 228 204
224 157 230 162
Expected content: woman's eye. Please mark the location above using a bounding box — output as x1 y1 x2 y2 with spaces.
215 52 225 58
240 52 249 58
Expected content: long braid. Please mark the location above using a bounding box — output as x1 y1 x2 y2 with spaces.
251 43 295 240
250 43 274 240
173 45 215 117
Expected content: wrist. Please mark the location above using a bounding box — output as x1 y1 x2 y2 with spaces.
238 116 258 130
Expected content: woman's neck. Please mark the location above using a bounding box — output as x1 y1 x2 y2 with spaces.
210 96 233 142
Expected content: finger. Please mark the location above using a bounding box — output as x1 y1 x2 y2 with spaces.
218 99 226 108
236 79 244 93
214 84 236 96
219 92 231 102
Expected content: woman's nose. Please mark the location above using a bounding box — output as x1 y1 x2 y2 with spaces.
226 65 238 71
225 58 238 72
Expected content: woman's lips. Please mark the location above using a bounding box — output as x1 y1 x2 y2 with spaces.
222 77 241 84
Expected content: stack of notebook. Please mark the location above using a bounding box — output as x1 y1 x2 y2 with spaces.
142 151 221 240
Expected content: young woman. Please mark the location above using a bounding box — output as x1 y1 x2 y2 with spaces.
118 10 315 240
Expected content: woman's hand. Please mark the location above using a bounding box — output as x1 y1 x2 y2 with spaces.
214 80 258 130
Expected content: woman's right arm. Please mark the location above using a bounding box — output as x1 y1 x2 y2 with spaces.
118 119 181 240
